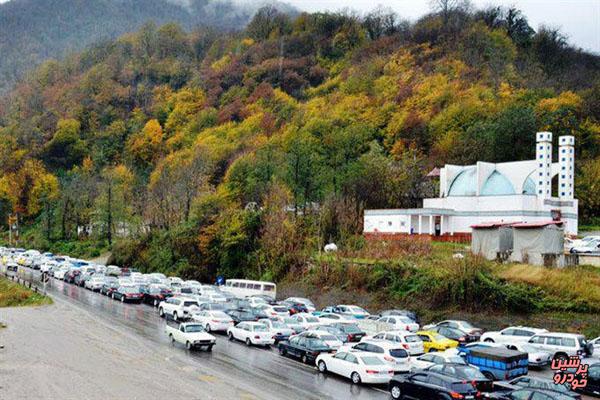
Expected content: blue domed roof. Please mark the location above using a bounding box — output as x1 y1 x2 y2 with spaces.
448 167 477 196
522 176 536 195
481 171 515 196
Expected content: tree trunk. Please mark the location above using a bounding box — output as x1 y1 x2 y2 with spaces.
107 180 113 245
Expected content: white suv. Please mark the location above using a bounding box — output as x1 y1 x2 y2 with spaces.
527 332 593 359
481 326 547 344
341 339 411 373
158 297 200 321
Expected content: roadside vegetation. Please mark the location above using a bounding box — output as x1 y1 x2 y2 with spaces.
0 277 52 307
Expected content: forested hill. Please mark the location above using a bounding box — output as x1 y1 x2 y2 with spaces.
0 0 295 93
0 5 599 280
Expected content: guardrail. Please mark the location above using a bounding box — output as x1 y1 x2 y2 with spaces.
0 264 50 295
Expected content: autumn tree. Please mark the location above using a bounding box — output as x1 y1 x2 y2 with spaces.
95 165 135 245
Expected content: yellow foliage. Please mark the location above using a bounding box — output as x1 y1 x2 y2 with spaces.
211 54 232 72
127 119 164 164
28 173 60 215
537 91 582 114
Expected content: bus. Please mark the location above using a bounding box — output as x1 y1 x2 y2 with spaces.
223 279 277 300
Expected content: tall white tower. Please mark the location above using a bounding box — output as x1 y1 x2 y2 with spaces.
536 131 553 198
558 135 575 200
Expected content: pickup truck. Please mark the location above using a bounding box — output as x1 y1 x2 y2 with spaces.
165 321 216 351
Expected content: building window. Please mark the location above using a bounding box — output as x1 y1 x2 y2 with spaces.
539 190 543 194
561 175 565 179
561 192 565 196
561 158 566 162
539 163 543 168
547 145 550 150
562 166 565 170
539 155 543 159
539 172 543 176
539 181 543 185
561 183 565 187
388 221 392 226
562 149 566 153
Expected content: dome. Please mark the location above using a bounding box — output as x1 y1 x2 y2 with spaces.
448 167 477 196
522 176 536 195
481 171 515 196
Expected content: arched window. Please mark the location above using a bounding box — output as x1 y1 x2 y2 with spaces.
481 171 515 196
448 167 477 196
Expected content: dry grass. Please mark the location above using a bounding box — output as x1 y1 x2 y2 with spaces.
498 264 600 307
0 277 52 307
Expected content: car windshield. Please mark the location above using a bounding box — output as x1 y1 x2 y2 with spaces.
461 367 486 380
390 349 409 358
348 306 367 313
183 301 199 307
361 356 384 365
273 306 288 312
459 321 475 329
305 317 319 323
319 335 337 341
122 287 138 293
271 321 286 328
405 335 421 343
283 318 296 324
211 311 229 318
185 325 205 333
341 324 361 333
253 325 268 332
433 334 447 341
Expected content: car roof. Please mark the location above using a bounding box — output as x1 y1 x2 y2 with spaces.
360 339 406 349
535 332 584 338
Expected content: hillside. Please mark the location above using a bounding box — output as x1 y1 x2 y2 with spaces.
0 0 295 93
0 5 599 319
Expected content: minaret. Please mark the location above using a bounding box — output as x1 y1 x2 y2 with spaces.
558 135 575 200
536 132 553 198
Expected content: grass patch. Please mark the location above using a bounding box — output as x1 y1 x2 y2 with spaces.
0 277 52 307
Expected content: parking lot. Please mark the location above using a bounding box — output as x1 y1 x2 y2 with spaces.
0 277 390 400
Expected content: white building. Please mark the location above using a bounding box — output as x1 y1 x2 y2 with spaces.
364 132 578 238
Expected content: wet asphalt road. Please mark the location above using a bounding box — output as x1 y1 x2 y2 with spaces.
36 277 390 400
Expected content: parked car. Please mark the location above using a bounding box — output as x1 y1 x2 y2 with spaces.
409 352 467 372
315 325 350 343
165 320 216 351
85 275 106 291
112 285 143 303
198 302 228 312
258 318 294 343
380 309 419 323
416 330 459 353
278 316 305 334
527 332 593 360
481 326 548 344
317 312 354 323
158 297 200 321
369 331 425 355
141 284 173 307
64 269 81 284
427 362 493 392
428 325 479 344
424 320 483 340
278 334 334 364
192 310 234 333
575 361 599 397
316 351 394 384
376 315 420 333
494 377 582 399
290 313 322 330
388 371 483 400
283 297 316 313
342 339 411 373
53 266 70 280
227 321 275 347
282 301 309 315
328 322 367 343
504 343 552 368
297 330 344 350
100 278 119 296
321 305 370 319
488 389 578 400
225 309 259 325
570 239 600 254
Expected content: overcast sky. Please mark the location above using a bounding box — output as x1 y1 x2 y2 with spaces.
0 0 597 53
286 0 600 54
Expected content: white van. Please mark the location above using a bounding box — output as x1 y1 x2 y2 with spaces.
223 279 276 299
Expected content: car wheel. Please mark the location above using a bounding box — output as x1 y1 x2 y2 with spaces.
245 338 252 347
390 384 402 399
121 296 125 303
318 360 327 373
279 347 287 356
186 341 192 350
173 312 178 321
159 308 164 317
554 353 568 361
484 338 495 343
301 354 309 364
351 372 361 384
205 324 211 333
429 348 437 353
228 332 234 341
169 333 175 343
482 372 495 380
206 345 213 352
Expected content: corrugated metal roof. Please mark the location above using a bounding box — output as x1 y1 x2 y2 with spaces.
471 221 519 229
511 221 563 228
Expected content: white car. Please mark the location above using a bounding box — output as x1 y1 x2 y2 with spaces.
227 322 275 347
40 261 57 273
168 276 185 285
165 321 216 351
571 239 600 254
377 315 419 332
342 339 411 373
316 351 395 384
291 313 322 330
284 297 316 313
53 266 70 280
259 319 295 343
336 305 370 319
504 343 552 368
567 236 600 250
481 326 548 344
192 310 234 332
368 331 425 355
254 304 289 318
298 330 344 349
85 275 106 291
158 297 200 321
246 297 268 308
409 351 467 371
527 332 593 359
204 292 228 303
318 312 353 323
423 320 483 339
